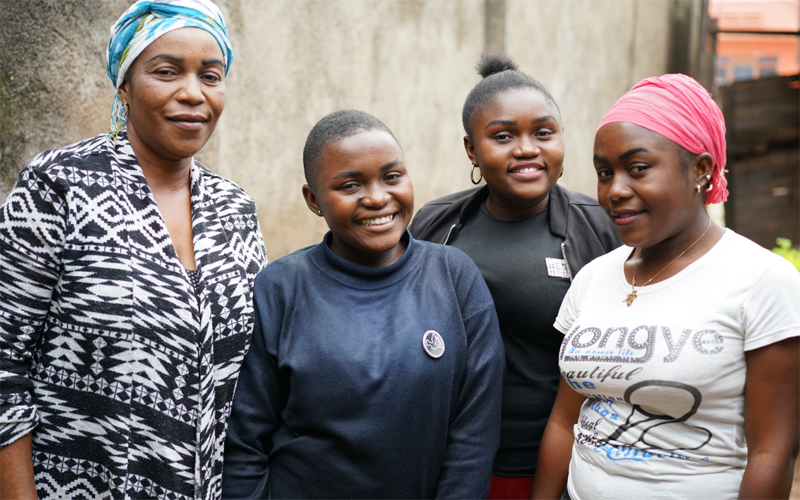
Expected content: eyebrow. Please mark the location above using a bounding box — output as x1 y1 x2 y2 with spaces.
144 55 224 67
620 147 650 160
485 119 515 129
145 54 183 65
331 160 403 180
485 115 558 130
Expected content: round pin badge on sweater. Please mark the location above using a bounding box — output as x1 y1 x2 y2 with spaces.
423 330 445 358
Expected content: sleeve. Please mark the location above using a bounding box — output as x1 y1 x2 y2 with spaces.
0 166 67 447
742 259 800 351
553 268 586 335
435 249 505 499
222 271 284 500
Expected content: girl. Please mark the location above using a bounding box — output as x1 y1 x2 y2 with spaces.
531 74 800 500
410 53 620 499
222 110 505 499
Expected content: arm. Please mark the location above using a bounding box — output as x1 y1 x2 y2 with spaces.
530 378 586 500
0 167 67 498
434 251 505 499
738 337 799 499
435 300 505 499
0 434 36 499
222 276 284 500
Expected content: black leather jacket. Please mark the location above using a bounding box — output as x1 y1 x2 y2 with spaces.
408 184 622 280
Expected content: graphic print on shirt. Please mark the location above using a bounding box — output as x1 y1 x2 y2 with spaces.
560 324 719 461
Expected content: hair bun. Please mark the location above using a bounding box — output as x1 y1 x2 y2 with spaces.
477 51 518 78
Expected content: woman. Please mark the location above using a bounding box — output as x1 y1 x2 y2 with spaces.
531 74 800 500
0 1 267 499
222 110 505 498
410 52 620 499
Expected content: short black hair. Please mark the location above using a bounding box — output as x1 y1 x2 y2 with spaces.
462 52 561 140
303 110 400 187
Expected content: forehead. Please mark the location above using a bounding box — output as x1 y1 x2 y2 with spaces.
319 131 404 175
135 27 223 64
594 122 681 156
480 88 560 123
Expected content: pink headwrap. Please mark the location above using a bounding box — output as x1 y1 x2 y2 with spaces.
597 74 728 205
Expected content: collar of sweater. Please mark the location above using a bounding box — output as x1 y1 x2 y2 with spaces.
310 230 419 290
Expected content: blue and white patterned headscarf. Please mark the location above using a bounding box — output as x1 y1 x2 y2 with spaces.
106 0 234 140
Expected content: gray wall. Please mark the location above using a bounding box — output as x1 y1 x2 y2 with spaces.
0 0 679 259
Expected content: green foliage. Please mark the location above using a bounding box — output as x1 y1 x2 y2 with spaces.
772 238 800 271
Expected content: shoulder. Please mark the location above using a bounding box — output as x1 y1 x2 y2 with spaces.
555 184 602 207
409 187 484 240
23 135 112 180
572 244 629 282
554 185 611 223
414 238 476 270
722 231 800 280
195 162 257 209
253 245 316 293
419 187 483 208
412 238 493 303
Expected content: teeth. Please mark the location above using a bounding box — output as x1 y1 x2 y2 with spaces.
360 215 394 226
515 167 540 173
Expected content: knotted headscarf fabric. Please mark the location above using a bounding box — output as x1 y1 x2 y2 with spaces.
597 74 728 205
106 0 234 141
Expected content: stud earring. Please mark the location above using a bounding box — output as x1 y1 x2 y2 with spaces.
696 184 702 193
470 165 482 185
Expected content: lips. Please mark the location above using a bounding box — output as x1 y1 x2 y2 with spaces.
610 210 643 227
167 114 207 131
508 162 545 180
359 214 395 227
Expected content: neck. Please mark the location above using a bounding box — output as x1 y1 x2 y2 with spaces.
638 215 713 265
126 126 193 194
329 234 408 268
484 189 550 221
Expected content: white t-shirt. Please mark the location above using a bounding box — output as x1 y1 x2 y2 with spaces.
554 230 800 500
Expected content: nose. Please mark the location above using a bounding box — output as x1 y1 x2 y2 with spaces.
177 75 205 105
606 173 632 201
514 135 540 157
361 183 391 208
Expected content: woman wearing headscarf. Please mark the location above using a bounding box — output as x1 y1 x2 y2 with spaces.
531 74 800 500
0 1 267 498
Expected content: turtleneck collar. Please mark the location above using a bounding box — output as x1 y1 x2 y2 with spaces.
309 230 418 290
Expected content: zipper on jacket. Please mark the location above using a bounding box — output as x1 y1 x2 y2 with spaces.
443 224 458 245
561 241 574 281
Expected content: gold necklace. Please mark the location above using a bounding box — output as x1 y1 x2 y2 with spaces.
623 219 712 307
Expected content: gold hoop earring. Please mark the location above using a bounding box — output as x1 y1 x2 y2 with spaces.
470 165 482 185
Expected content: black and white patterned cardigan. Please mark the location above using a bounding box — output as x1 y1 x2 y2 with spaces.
0 133 268 499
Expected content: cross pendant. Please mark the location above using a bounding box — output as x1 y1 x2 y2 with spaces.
623 290 637 307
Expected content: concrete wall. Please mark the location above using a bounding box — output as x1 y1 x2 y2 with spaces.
0 0 679 259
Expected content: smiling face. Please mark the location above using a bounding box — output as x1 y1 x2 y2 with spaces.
302 130 414 267
465 88 564 220
118 28 226 163
593 122 711 250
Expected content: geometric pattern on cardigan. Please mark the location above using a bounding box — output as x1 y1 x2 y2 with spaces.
0 132 268 499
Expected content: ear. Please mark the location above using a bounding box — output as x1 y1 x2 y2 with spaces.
302 184 324 217
693 152 714 187
118 80 130 105
463 135 478 166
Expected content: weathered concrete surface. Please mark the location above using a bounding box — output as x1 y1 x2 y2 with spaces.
1 0 680 259
505 0 671 196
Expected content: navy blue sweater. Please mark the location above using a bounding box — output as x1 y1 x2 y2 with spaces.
222 233 505 499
